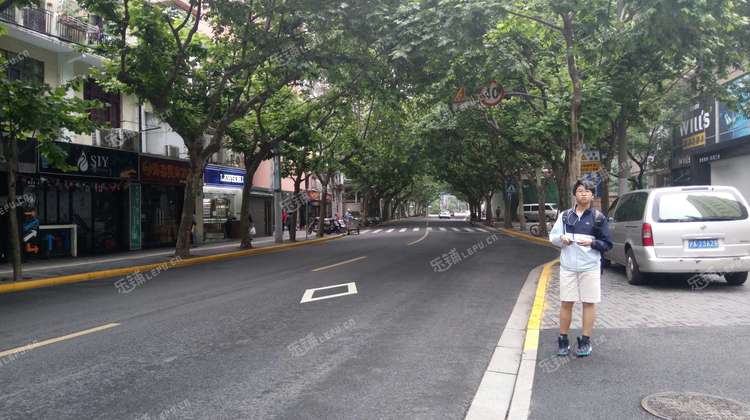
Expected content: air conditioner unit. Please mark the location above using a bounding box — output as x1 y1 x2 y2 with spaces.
96 128 139 151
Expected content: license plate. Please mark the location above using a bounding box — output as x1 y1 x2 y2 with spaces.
688 239 719 249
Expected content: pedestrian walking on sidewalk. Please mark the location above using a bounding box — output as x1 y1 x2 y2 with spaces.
548 179 612 357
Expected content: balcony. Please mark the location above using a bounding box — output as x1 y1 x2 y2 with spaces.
0 6 102 47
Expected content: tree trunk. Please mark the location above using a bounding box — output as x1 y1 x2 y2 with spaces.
175 157 203 258
555 167 570 210
517 172 526 231
318 181 328 238
288 176 303 242
536 168 549 237
600 158 612 215
485 193 493 224
2 136 23 281
239 155 265 249
616 114 630 196
561 12 583 199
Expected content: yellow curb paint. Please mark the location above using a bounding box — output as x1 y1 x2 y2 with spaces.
312 256 367 272
523 259 559 351
495 227 556 248
0 323 120 358
0 235 344 295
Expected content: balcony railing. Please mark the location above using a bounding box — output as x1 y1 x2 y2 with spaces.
0 6 102 47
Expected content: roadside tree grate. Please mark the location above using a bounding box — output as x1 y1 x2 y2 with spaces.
641 392 750 419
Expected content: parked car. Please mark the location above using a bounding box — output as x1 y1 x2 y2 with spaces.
523 203 558 222
439 210 451 219
605 185 750 286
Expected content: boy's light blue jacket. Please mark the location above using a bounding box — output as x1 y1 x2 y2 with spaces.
549 207 613 272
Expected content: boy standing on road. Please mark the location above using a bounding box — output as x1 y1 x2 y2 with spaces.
549 180 612 357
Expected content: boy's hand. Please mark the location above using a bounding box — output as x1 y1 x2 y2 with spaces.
577 238 593 247
560 235 573 246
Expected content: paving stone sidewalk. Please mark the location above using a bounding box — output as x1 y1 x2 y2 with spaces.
542 264 750 329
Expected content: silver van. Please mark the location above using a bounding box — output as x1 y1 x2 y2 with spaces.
605 186 750 285
523 203 558 222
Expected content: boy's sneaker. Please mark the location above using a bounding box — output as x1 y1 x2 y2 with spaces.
557 335 570 356
576 336 592 357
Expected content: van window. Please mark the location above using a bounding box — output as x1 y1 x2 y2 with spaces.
613 192 648 222
655 191 748 222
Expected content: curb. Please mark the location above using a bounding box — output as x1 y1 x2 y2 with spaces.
492 226 555 248
464 258 558 420
0 234 344 295
507 259 557 419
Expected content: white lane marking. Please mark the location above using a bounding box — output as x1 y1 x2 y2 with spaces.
399 228 407 232
372 229 382 234
408 221 430 246
412 228 419 232
386 228 395 233
451 227 461 232
476 228 488 232
300 282 358 303
361 230 371 234
312 256 367 272
439 227 447 232
0 323 120 358
464 227 475 232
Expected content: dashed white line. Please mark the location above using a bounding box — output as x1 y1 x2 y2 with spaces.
464 227 475 232
372 229 382 234
386 228 395 233
440 227 447 232
399 228 407 232
451 227 461 232
412 228 419 232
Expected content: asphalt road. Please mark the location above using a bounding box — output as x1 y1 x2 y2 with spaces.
0 217 557 420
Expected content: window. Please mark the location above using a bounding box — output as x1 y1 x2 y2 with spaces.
84 79 121 128
614 192 648 222
612 196 628 222
655 191 748 222
2 49 44 83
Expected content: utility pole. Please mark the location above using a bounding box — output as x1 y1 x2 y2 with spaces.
273 150 283 244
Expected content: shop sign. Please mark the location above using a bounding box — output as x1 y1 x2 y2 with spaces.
581 161 602 174
39 142 138 180
675 101 715 152
204 165 245 187
140 156 191 185
718 74 750 144
698 153 721 164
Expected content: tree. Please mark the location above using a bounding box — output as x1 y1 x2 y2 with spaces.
81 0 338 257
0 78 96 281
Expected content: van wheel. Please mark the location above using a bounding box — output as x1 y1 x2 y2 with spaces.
626 249 647 285
725 272 747 285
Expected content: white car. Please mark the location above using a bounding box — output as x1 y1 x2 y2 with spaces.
439 210 451 219
605 185 750 285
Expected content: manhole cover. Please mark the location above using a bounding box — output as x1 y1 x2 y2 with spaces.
642 392 750 419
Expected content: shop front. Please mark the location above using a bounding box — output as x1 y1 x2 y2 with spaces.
140 155 189 248
203 165 245 241
22 142 140 257
671 74 750 200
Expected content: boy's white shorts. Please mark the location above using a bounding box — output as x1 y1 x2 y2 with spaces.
559 267 601 303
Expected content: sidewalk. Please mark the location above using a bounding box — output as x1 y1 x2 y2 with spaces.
0 229 315 282
528 263 750 419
